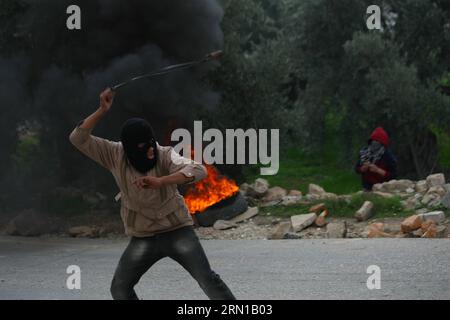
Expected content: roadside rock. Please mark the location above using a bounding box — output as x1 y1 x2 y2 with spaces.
268 221 292 239
262 186 287 202
246 178 269 198
308 184 325 196
291 213 317 232
68 226 99 238
415 180 428 193
239 183 250 196
283 232 301 239
418 211 445 224
401 215 423 233
365 223 393 238
280 195 303 206
355 201 374 221
435 225 448 238
426 173 445 187
441 191 450 209
421 223 438 238
373 179 414 193
315 210 329 227
288 190 302 197
213 220 238 230
309 203 326 213
229 207 259 223
326 221 347 238
6 210 57 237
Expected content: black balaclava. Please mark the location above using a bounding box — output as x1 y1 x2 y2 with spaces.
120 118 158 173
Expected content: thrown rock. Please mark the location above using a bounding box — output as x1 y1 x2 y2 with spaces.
401 215 423 233
268 221 292 240
229 207 259 223
213 220 238 230
291 213 317 232
426 173 446 188
355 201 374 221
262 186 287 202
326 221 347 238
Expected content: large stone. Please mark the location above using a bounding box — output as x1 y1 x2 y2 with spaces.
288 190 302 197
421 223 438 238
213 220 238 230
415 180 429 193
6 210 57 237
268 221 292 240
246 178 269 198
366 223 393 238
373 179 414 193
291 213 317 232
308 184 326 196
262 186 287 202
426 173 445 187
418 211 446 224
315 210 329 227
326 221 347 238
239 183 250 196
435 226 448 238
440 191 450 209
68 226 99 238
354 201 375 221
280 195 303 206
373 191 395 198
425 186 446 197
309 203 326 213
229 207 259 223
401 215 423 233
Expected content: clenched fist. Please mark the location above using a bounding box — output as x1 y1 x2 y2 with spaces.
99 88 115 113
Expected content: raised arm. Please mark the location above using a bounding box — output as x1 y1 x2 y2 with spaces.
69 88 120 170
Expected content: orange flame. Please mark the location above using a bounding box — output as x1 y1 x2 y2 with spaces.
184 164 239 214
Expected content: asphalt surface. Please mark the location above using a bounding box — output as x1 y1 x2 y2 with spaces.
0 236 449 300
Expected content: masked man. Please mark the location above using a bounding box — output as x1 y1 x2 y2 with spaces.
69 88 236 300
355 127 397 191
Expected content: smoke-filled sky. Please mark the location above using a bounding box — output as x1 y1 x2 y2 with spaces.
2 0 224 140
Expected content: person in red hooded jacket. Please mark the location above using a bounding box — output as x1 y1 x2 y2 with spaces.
355 127 397 191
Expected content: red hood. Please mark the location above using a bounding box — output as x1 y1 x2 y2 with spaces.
369 127 389 146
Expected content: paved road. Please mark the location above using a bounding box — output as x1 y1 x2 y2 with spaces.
0 236 448 300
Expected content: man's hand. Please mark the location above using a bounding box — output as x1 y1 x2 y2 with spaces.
133 176 164 189
99 88 115 113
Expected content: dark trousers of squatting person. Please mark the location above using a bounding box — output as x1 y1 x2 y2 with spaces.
110 225 236 300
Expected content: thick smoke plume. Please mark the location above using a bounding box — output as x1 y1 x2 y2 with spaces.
0 0 223 207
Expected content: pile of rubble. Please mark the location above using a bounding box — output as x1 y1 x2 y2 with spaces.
222 173 450 239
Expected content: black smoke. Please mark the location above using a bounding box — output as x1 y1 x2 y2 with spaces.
0 0 223 209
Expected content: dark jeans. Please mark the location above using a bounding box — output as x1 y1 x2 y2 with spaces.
110 225 236 300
